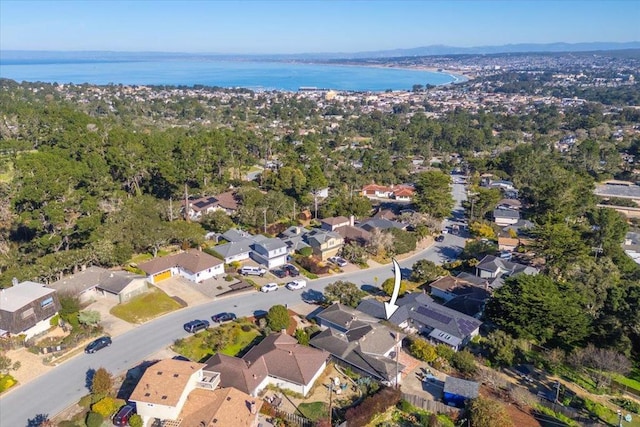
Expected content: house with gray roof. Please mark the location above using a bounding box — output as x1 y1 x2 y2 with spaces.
492 207 520 226
311 303 405 385
205 333 328 397
251 237 288 268
49 267 148 304
359 218 407 233
475 255 538 280
0 281 60 339
211 238 254 264
357 293 481 351
304 229 344 260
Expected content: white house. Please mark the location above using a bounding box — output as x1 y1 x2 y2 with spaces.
250 237 288 269
139 249 224 284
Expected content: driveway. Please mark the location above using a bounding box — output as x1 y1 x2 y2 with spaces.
152 276 212 307
86 297 135 336
401 360 447 402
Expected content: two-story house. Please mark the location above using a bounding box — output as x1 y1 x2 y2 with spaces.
0 281 61 339
250 236 288 268
304 229 344 261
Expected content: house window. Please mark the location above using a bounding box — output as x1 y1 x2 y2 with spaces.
41 297 54 308
21 308 35 319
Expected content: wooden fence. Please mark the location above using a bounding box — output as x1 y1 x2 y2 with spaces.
273 408 314 427
401 392 461 416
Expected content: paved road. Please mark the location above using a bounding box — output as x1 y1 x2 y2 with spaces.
1 183 467 427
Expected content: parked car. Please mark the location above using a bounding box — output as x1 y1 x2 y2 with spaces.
435 234 445 242
328 256 348 267
240 266 267 277
261 282 279 293
286 279 307 290
271 267 288 278
211 312 237 323
85 336 112 354
283 264 300 277
113 405 135 426
184 319 210 333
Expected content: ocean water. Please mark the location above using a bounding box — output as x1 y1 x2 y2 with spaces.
0 56 457 91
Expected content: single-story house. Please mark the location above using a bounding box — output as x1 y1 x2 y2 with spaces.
358 218 407 233
321 216 351 231
443 376 479 407
498 236 520 252
334 224 372 246
311 303 405 385
50 267 149 304
182 191 240 220
205 333 329 397
475 255 538 280
212 238 254 264
0 281 60 339
139 249 224 284
428 275 491 304
357 293 481 351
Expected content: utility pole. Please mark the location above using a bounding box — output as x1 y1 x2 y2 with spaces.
395 333 401 389
184 183 190 222
263 209 267 234
293 200 296 223
328 382 333 426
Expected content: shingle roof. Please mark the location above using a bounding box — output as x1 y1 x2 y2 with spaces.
316 303 378 330
595 181 640 199
49 266 105 295
359 218 406 232
213 239 254 259
97 270 145 294
334 225 372 243
242 333 328 386
129 359 206 407
476 255 538 276
321 216 350 226
179 387 261 427
0 281 56 312
493 208 520 219
444 377 479 399
387 293 482 341
254 237 287 251
139 250 223 275
204 353 268 396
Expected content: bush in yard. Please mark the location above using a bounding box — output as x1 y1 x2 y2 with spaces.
381 277 408 297
92 396 119 417
468 396 513 427
298 256 330 275
409 338 437 363
85 411 103 427
49 314 60 327
91 367 113 397
345 386 402 427
435 344 455 362
484 330 517 367
299 247 313 257
451 350 477 377
0 374 17 392
267 305 290 332
295 328 310 346
128 414 143 427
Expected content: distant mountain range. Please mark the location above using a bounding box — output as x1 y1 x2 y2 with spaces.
3 41 640 62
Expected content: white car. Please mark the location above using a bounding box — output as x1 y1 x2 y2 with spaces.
328 256 348 267
261 282 279 293
285 279 307 290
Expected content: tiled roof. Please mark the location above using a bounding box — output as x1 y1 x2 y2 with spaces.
130 359 206 407
138 250 222 275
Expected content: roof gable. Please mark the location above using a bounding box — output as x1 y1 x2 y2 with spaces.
130 359 206 407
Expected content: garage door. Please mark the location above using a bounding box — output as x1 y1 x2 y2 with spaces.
153 270 172 282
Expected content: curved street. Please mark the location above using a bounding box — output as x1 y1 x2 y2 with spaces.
0 182 467 427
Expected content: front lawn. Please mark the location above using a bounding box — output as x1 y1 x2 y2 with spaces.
172 321 262 362
110 287 183 323
296 401 328 421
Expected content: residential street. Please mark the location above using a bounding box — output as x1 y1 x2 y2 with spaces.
0 183 467 427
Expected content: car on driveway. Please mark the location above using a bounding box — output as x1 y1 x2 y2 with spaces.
261 282 279 293
113 405 135 426
435 234 445 242
211 312 237 323
271 267 288 278
184 319 210 333
85 336 112 354
286 279 307 290
328 256 348 267
283 264 300 277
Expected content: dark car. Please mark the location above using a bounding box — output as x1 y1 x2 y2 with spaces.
283 264 300 277
435 234 445 242
113 405 134 426
184 319 210 333
271 267 288 278
85 336 112 354
211 312 237 323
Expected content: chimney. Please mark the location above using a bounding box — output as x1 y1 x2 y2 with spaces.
252 374 257 379
350 215 355 227
250 401 257 414
11 277 19 287
288 350 293 356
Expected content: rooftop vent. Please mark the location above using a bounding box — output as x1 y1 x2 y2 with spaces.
161 395 167 400
157 371 163 375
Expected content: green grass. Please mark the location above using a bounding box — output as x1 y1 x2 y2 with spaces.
612 368 640 393
172 322 261 362
110 287 183 323
128 249 172 265
296 402 328 421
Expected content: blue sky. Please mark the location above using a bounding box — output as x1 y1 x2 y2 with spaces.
1 0 638 53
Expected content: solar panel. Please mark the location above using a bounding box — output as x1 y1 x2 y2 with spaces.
416 306 453 324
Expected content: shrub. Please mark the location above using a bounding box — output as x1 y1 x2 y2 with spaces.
129 414 143 427
409 338 437 363
299 247 313 257
91 367 113 397
436 344 455 362
224 274 234 282
451 350 477 377
267 305 290 331
345 386 402 427
78 394 93 408
0 374 17 392
381 277 408 297
85 411 103 427
49 314 60 327
612 397 640 414
241 324 252 332
92 396 119 417
298 256 330 275
295 328 310 346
